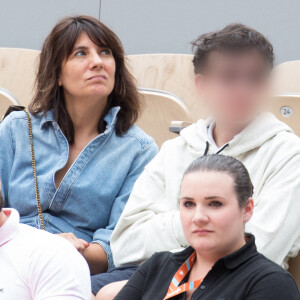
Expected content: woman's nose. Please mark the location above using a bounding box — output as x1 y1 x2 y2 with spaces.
192 209 209 224
91 53 103 69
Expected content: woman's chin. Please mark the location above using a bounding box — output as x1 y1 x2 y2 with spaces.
190 240 217 253
86 86 112 97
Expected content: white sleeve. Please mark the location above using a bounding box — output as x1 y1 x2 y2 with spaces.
111 143 188 267
27 234 91 300
246 153 300 268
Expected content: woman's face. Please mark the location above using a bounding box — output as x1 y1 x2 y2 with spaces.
180 171 253 257
59 32 116 103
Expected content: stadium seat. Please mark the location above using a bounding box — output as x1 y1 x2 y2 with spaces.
269 94 300 136
136 89 191 148
0 87 20 120
0 48 40 107
127 54 207 122
273 60 300 94
272 61 300 287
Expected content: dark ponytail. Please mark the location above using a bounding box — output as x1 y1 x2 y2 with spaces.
184 155 253 208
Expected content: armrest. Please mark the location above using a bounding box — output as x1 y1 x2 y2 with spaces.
169 121 192 134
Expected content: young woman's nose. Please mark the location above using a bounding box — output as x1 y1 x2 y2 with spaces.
192 208 209 224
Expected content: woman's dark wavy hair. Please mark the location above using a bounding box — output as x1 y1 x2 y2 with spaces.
183 155 254 208
29 15 140 144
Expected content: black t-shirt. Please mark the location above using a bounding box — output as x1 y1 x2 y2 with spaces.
115 234 299 300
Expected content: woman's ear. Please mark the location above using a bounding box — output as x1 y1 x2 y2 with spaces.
243 197 254 223
58 78 62 86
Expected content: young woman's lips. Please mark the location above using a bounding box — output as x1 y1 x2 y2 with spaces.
192 229 213 235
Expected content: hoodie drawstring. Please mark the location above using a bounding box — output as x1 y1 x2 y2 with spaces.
203 141 209 156
216 143 229 154
203 141 229 156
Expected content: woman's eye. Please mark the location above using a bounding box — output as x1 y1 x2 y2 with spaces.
100 49 111 55
75 51 85 57
209 201 222 207
184 201 195 208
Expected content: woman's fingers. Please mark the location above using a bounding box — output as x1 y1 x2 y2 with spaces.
79 239 90 248
73 239 86 253
57 233 89 252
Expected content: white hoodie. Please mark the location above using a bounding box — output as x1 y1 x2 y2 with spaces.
111 113 300 269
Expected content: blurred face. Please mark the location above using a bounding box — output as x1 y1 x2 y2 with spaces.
59 32 116 102
180 171 253 257
195 50 271 126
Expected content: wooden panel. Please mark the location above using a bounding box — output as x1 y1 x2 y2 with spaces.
0 48 40 107
273 60 300 94
128 54 207 122
136 91 191 148
269 96 300 136
289 255 300 289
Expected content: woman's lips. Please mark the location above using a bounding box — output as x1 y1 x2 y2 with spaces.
87 75 107 81
192 229 213 235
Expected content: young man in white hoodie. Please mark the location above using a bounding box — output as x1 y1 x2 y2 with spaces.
95 23 300 299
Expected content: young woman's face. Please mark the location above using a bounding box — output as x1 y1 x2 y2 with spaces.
180 171 253 257
59 32 116 102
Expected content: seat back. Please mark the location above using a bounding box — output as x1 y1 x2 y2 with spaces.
127 54 206 121
0 48 40 107
136 90 191 148
273 60 300 94
0 88 20 120
269 95 300 136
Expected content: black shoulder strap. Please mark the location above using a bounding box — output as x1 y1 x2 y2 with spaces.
3 105 25 120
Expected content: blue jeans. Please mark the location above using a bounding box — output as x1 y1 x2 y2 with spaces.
91 266 138 295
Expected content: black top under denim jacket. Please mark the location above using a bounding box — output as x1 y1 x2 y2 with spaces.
115 234 299 300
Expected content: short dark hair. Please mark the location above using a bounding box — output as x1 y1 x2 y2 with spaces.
183 155 253 208
0 192 4 212
192 23 274 74
30 15 140 144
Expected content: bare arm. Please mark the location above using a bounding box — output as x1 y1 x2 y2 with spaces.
57 233 108 274
83 243 108 275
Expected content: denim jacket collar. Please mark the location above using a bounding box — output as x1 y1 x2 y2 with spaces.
40 106 121 131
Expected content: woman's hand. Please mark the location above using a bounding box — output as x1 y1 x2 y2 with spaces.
57 232 89 253
57 233 108 274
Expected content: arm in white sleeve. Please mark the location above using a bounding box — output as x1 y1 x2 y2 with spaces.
27 234 91 300
111 143 188 267
246 153 300 268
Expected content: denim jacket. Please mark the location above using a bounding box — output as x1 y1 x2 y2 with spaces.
0 107 158 268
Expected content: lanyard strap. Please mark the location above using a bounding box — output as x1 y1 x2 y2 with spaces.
164 252 203 299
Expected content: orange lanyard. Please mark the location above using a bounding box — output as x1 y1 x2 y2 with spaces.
164 252 203 299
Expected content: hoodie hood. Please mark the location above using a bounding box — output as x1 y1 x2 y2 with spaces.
180 112 293 157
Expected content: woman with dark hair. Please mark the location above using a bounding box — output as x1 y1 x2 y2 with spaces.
115 155 299 300
0 15 157 293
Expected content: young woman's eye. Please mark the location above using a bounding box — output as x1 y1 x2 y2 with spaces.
183 201 195 208
209 201 222 207
75 50 85 57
